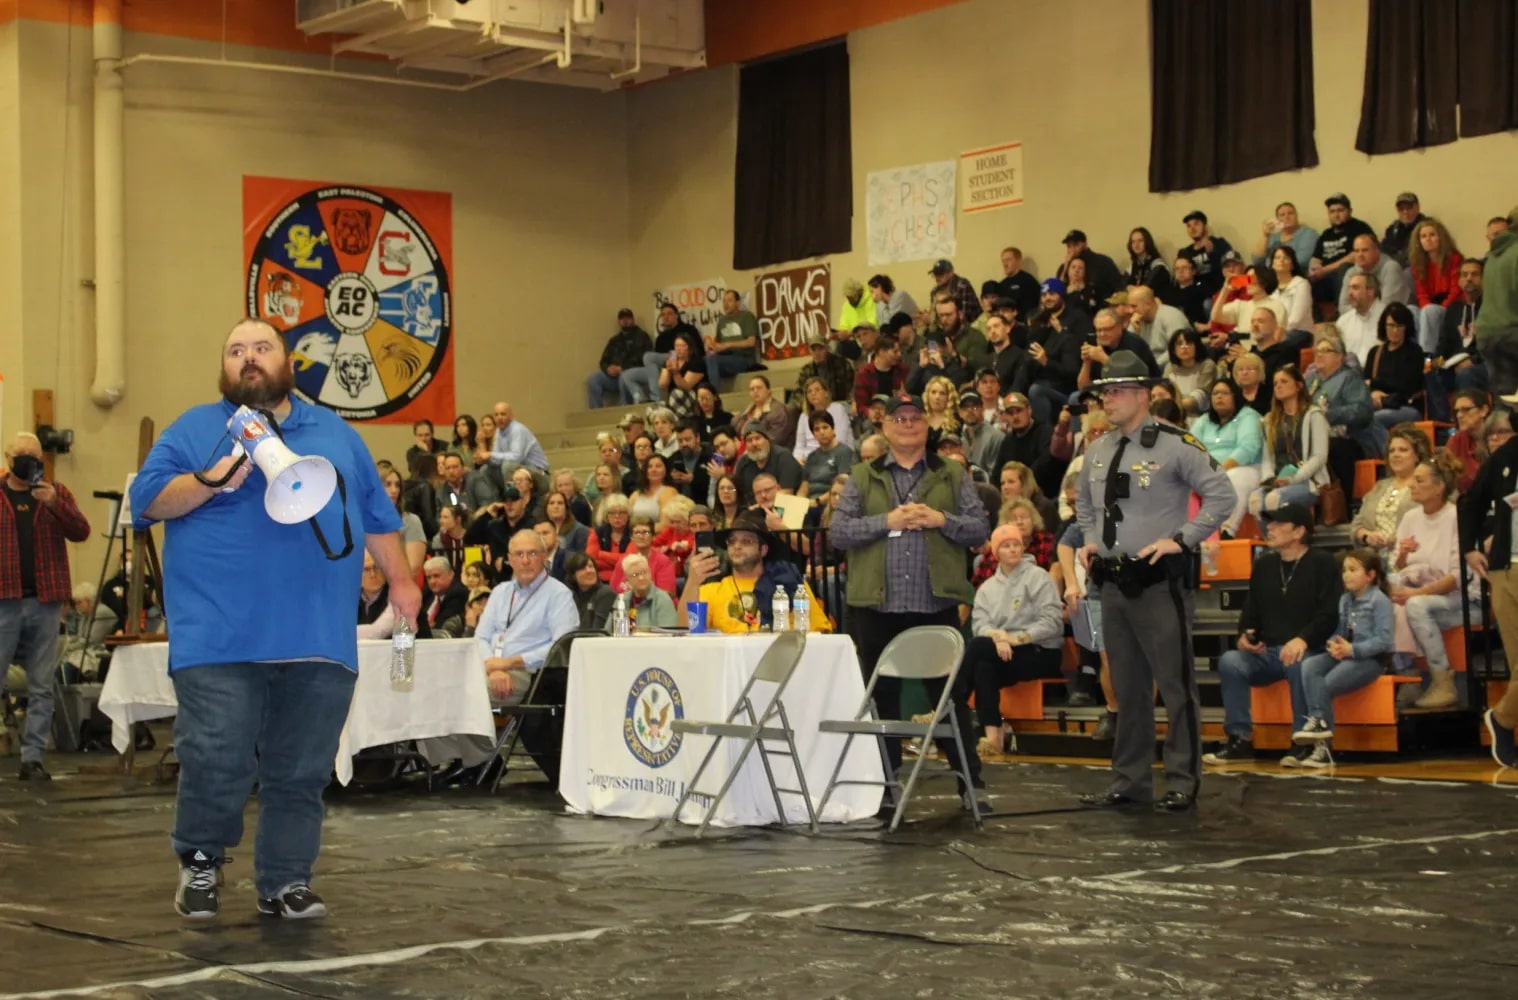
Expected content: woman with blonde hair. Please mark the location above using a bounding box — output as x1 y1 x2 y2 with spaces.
1408 218 1464 354
922 375 960 443
1230 352 1271 416
586 493 633 582
998 461 1057 530
793 376 854 461
1250 364 1330 514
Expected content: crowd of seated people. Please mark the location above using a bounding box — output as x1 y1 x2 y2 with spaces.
342 195 1514 781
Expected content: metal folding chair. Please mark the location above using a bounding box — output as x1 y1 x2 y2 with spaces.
479 629 603 792
816 625 981 832
664 631 818 836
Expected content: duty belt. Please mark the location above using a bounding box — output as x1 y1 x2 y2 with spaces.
1089 553 1191 598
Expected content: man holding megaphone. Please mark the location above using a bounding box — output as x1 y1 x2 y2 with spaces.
130 318 420 923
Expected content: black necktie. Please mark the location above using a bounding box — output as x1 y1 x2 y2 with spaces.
1102 436 1130 550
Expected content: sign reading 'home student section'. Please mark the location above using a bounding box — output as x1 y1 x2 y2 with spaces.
242 176 455 424
959 142 1024 214
755 263 831 361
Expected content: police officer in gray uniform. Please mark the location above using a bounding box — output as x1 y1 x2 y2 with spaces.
1074 351 1234 811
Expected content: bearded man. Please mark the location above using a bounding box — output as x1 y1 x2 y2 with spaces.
129 317 420 922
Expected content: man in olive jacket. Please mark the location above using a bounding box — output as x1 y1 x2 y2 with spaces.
831 392 990 814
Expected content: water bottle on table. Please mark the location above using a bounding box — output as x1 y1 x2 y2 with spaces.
391 616 415 692
771 585 790 633
791 586 810 634
611 591 631 637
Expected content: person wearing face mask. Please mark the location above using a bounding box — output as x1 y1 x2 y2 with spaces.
1 433 92 781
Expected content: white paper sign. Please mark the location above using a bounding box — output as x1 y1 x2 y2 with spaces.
959 141 1024 214
652 278 728 341
865 160 957 266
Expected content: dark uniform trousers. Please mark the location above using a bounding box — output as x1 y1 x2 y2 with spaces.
850 606 981 788
1100 576 1201 801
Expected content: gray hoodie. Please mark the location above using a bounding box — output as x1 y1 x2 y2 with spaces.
971 556 1064 649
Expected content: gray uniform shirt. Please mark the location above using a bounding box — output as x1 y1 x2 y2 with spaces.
1076 419 1235 558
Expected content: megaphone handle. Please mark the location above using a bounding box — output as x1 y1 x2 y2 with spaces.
193 446 248 492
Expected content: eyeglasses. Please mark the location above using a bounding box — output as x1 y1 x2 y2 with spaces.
1454 406 1478 417
889 414 924 425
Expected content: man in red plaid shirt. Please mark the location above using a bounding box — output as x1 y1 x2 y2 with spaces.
1 432 92 781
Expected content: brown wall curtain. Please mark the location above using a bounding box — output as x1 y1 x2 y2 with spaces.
1456 0 1518 138
1148 0 1318 193
1355 0 1458 154
732 41 852 271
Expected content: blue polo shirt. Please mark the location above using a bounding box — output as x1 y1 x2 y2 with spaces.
130 397 401 672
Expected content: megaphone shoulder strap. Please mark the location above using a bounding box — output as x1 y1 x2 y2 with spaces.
308 468 354 562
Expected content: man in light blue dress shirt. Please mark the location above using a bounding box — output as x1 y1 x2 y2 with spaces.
489 401 550 498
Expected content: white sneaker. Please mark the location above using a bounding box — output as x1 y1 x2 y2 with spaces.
1279 747 1309 768
1292 717 1333 744
1298 744 1334 769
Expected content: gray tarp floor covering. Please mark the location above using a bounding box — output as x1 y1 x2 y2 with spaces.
0 759 1514 998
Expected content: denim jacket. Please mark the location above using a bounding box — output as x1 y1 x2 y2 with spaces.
1339 588 1394 661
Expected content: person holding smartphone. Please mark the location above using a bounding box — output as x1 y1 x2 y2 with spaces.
1 432 92 782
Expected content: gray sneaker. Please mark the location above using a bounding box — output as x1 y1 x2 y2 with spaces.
1297 744 1334 769
175 851 223 920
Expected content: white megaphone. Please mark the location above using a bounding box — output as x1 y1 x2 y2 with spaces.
227 406 338 524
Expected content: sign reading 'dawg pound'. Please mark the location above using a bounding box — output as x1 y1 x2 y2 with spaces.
756 263 831 361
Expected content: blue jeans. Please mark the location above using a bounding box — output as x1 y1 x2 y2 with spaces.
1373 405 1422 429
1425 363 1487 422
1217 646 1306 739
706 350 755 387
619 351 665 404
171 660 356 897
1404 593 1474 673
0 598 64 764
1028 382 1067 426
1418 304 1448 355
585 370 624 409
1299 652 1383 732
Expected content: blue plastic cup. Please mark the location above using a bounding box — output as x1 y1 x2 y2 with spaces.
687 601 709 634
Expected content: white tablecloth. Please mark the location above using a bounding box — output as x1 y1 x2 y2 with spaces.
99 639 495 785
560 633 883 826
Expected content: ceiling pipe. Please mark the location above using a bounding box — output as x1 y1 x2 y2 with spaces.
90 0 126 408
116 51 553 91
608 15 641 80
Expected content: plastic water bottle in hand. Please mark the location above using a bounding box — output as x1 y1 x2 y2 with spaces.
771 586 790 633
391 616 415 692
791 586 810 634
1201 541 1220 578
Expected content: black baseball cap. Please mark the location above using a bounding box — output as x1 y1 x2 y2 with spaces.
884 393 924 414
980 279 1001 296
929 259 955 276
1263 504 1313 534
617 307 634 318
1183 210 1208 225
1062 229 1087 245
1325 192 1351 209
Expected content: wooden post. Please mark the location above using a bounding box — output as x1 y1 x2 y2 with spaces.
31 389 55 481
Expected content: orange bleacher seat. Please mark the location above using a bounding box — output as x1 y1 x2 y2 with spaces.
1250 674 1422 727
1415 420 1437 448
1236 513 1260 540
1208 538 1260 581
1411 626 1468 673
1299 347 1313 370
1353 459 1383 499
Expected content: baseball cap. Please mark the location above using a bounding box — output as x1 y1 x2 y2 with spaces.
617 307 634 318
741 420 771 439
1221 249 1245 266
929 259 954 276
980 279 1002 297
616 413 645 429
1395 191 1419 206
500 484 522 502
1325 192 1351 209
957 389 983 407
843 277 863 297
1263 504 1314 534
1182 210 1208 225
1062 229 1087 245
884 393 925 414
936 431 963 447
1040 277 1067 296
807 333 828 348
870 393 891 406
1000 392 1030 412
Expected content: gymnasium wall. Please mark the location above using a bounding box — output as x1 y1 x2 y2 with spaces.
628 0 1517 327
4 17 630 575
